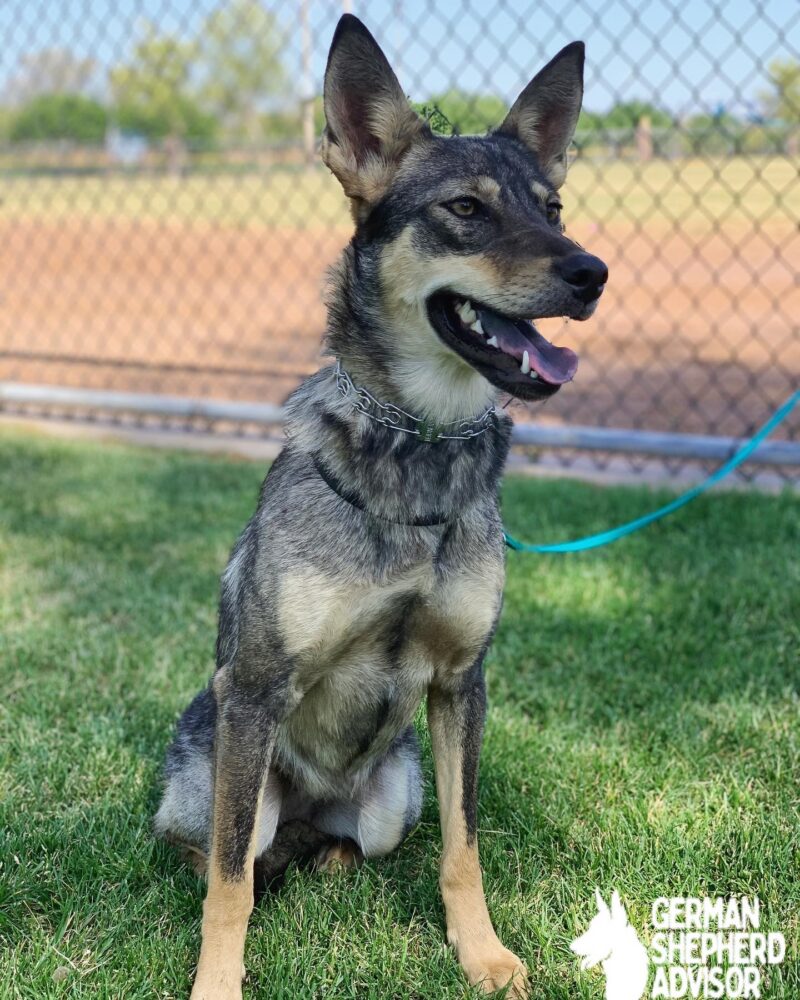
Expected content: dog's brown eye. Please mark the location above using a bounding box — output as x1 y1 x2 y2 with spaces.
547 203 562 226
449 197 478 217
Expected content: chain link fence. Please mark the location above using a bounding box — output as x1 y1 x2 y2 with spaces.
0 1 798 482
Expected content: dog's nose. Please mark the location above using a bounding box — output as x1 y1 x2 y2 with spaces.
556 253 608 302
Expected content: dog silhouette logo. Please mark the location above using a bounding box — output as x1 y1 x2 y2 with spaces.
571 889 649 1000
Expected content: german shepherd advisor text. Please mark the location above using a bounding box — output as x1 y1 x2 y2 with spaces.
156 14 607 999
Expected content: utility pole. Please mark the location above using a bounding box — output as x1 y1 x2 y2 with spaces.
300 0 315 167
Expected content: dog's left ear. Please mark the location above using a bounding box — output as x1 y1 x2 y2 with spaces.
322 14 429 216
496 41 585 189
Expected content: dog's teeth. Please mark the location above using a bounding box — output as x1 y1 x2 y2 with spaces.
529 371 539 380
487 336 498 348
456 300 477 325
521 350 531 375
471 318 484 335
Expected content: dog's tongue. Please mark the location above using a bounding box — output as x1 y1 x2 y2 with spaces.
478 308 578 385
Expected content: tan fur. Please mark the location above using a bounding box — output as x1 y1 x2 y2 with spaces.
428 694 529 997
317 841 362 870
513 109 568 187
278 564 432 664
190 840 259 1000
530 179 551 203
474 175 502 205
410 563 504 678
375 228 570 421
279 558 501 684
191 670 270 1000
321 92 428 221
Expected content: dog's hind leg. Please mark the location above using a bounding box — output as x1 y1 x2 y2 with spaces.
428 666 529 998
314 726 423 865
154 686 283 882
189 665 287 1000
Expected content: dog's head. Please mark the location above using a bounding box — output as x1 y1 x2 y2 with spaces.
322 15 607 409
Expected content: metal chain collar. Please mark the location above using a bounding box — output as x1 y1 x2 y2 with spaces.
334 361 496 443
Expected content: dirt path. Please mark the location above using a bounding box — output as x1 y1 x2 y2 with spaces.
1 217 798 438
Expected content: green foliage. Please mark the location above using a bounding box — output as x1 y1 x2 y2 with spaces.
9 92 108 143
196 0 287 141
414 89 508 135
682 112 743 155
110 24 215 142
260 109 301 142
760 58 800 122
602 101 673 130
0 106 15 141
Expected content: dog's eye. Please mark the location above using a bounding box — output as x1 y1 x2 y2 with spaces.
546 202 563 227
448 197 479 218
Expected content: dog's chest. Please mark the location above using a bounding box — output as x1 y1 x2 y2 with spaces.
278 558 502 681
275 556 503 781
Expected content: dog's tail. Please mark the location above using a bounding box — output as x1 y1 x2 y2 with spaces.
253 819 336 901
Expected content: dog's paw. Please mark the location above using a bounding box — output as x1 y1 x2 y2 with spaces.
462 947 529 997
316 839 363 871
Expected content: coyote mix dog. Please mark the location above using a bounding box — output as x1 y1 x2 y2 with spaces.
156 14 607 998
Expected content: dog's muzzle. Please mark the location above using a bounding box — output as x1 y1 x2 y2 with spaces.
555 252 608 305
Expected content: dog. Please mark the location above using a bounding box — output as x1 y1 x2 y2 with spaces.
155 14 607 999
570 891 649 1000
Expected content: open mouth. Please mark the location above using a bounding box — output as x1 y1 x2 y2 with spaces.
426 292 579 401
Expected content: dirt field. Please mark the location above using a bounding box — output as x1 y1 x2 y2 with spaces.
1 161 799 439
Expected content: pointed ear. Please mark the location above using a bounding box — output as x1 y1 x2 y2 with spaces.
611 890 627 923
496 41 585 189
321 14 429 212
595 888 609 915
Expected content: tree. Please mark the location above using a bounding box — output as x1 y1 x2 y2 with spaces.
412 89 507 135
602 101 673 130
110 24 215 144
10 93 107 143
760 59 800 122
3 48 97 105
683 111 743 155
195 0 287 142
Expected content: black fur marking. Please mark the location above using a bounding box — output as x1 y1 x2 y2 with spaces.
215 698 279 882
458 664 488 843
312 454 452 527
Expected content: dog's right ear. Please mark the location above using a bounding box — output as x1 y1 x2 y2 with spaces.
322 14 429 215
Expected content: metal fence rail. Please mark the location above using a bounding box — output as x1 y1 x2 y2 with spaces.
0 1 798 481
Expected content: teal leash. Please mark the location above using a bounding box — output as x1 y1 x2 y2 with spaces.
503 390 800 554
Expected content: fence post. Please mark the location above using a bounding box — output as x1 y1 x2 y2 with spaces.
637 115 653 161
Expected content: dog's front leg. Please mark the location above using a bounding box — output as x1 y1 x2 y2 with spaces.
428 669 529 998
190 667 280 1000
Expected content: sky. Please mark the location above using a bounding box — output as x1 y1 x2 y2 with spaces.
1 0 798 117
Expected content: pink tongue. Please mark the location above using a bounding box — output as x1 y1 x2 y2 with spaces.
479 309 578 385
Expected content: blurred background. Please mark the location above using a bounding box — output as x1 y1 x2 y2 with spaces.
0 0 797 483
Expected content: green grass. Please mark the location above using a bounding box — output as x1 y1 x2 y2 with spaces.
1 156 797 234
0 427 798 999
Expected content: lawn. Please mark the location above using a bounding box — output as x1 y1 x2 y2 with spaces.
0 427 798 999
1 156 796 235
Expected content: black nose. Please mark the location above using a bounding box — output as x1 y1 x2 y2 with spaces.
555 252 608 302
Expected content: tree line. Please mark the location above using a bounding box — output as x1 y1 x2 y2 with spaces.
1 1 797 155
